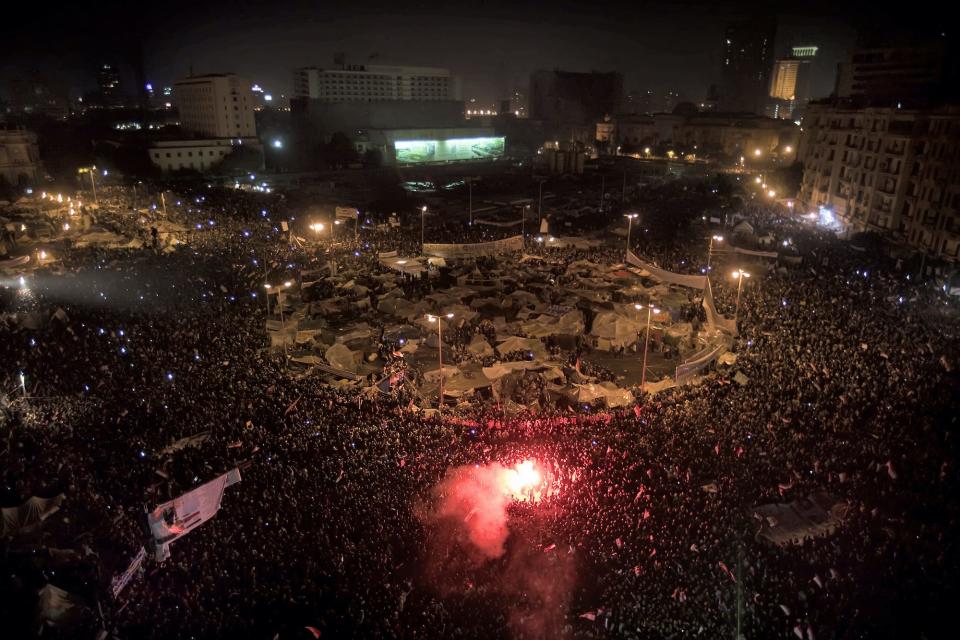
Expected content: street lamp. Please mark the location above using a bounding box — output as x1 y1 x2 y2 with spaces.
77 165 98 205
731 269 751 325
767 189 776 198
753 148 762 157
707 235 723 270
624 213 638 258
634 303 661 394
309 222 325 237
421 205 427 251
427 313 454 411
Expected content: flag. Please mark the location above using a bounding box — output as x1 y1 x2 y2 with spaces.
543 543 556 553
579 612 596 621
305 626 321 638
633 404 642 419
779 604 791 616
794 625 804 639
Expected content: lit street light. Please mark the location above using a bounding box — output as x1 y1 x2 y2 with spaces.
421 205 427 251
427 313 454 411
77 165 98 205
624 213 638 259
707 234 723 270
634 303 661 394
731 269 751 325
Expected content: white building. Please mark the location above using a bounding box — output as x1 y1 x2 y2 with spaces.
293 65 460 101
173 74 257 138
0 127 42 187
147 139 255 173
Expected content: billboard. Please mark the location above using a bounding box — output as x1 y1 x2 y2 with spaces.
394 136 505 164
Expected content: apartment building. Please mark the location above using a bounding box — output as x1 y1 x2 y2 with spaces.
798 102 960 260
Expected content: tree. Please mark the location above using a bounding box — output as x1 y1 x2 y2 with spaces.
362 148 383 168
216 146 263 174
318 132 359 170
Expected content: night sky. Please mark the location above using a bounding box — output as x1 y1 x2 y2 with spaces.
0 0 925 106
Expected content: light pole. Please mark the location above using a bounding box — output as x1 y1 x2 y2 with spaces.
78 166 98 205
160 191 168 216
420 205 427 252
537 179 545 224
731 269 751 325
707 235 724 270
467 178 473 225
427 313 454 411
634 303 661 394
624 213 638 259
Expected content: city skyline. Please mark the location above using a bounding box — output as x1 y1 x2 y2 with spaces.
0 0 872 108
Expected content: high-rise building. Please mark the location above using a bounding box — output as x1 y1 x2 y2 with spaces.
529 69 623 124
719 16 777 113
173 73 257 138
797 102 960 261
292 64 460 101
97 64 122 105
767 46 817 120
835 44 952 105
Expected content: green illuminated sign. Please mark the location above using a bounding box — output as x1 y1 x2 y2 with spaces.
394 136 505 163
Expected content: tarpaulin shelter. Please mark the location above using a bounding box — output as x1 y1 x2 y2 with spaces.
2 494 65 537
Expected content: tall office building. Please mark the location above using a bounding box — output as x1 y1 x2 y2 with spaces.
767 46 817 120
173 74 257 138
832 26 959 106
97 63 123 106
719 16 777 113
529 69 623 123
292 64 460 101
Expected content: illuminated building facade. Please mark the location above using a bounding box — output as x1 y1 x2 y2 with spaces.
0 127 42 187
719 16 777 114
798 102 960 260
293 65 460 101
174 74 257 139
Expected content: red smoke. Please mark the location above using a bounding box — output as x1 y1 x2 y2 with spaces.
428 460 544 559
418 459 575 639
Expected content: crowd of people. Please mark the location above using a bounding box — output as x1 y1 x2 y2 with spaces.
1 176 958 639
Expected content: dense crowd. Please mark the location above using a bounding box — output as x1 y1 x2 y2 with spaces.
1 178 958 639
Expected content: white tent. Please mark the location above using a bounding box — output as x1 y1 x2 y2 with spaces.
325 343 358 373
495 336 548 359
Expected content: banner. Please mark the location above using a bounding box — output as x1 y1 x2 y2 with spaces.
473 218 522 228
675 343 726 384
627 251 737 335
729 245 779 259
423 234 523 259
110 547 147 598
336 206 359 219
626 250 709 290
148 468 241 561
